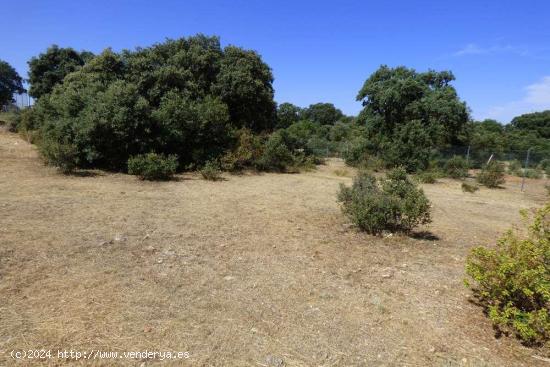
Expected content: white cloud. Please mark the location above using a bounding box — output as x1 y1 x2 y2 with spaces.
453 43 527 57
481 76 550 123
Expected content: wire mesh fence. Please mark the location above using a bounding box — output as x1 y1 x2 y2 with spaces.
308 140 549 192
436 146 548 168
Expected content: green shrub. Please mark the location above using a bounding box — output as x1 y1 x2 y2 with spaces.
200 160 223 181
443 155 469 179
221 129 264 172
465 203 550 345
337 168 431 234
38 138 78 174
416 171 437 184
256 132 296 172
29 35 276 172
342 137 369 166
477 161 505 188
461 182 479 193
127 153 178 180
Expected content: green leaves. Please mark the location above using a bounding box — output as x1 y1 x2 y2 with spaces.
27 45 92 99
337 168 432 234
127 153 178 180
0 59 25 107
466 203 550 345
29 35 276 172
355 65 470 172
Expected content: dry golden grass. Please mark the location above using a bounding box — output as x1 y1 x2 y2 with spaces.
0 129 548 366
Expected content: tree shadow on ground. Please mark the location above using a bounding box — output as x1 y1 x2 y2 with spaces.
68 170 103 178
409 230 440 241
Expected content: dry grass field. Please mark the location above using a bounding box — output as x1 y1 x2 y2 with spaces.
1 128 549 366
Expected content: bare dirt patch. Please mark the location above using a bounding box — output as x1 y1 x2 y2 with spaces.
0 130 548 366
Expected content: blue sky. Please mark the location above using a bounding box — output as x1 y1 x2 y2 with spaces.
2 0 549 123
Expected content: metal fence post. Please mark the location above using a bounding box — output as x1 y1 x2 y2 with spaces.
521 148 532 192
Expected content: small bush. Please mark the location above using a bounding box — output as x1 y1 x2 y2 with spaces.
200 160 223 181
465 203 550 345
39 138 78 174
292 153 319 172
127 153 178 180
256 132 296 172
443 155 469 179
221 129 264 172
337 167 431 234
477 161 505 188
416 171 437 184
461 182 479 193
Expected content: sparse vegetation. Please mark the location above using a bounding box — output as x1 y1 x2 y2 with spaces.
523 168 543 179
416 171 437 184
333 168 349 177
508 160 522 176
4 5 550 366
477 161 505 188
466 203 550 345
338 167 431 234
462 182 479 193
127 153 178 180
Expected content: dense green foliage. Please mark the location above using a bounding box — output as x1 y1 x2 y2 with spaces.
127 153 178 180
511 111 550 140
17 41 548 178
302 103 344 125
466 203 550 345
469 114 550 165
28 45 93 99
477 161 506 188
29 35 277 172
337 168 431 234
0 60 25 107
276 102 302 129
354 66 470 172
539 159 550 175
